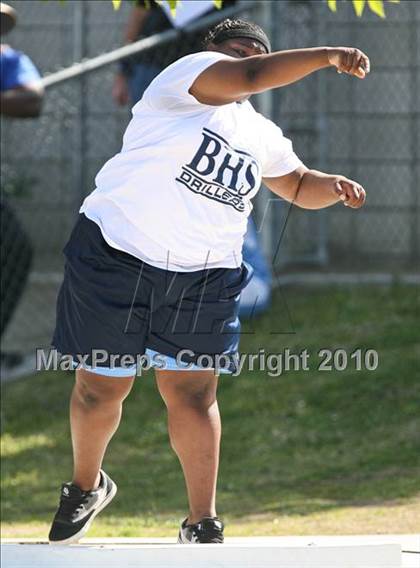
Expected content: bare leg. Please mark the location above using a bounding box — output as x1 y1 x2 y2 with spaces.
156 369 221 524
70 369 135 490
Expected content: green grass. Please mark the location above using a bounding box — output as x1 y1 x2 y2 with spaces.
1 285 420 538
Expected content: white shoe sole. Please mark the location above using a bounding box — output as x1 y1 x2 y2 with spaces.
177 531 224 544
49 479 117 545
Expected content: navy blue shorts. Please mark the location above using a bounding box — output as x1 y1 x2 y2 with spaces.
52 214 252 376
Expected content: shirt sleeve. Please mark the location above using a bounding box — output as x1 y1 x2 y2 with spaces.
257 112 303 178
142 51 232 112
1 50 41 91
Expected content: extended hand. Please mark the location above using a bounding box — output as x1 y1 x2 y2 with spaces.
327 47 370 78
334 177 366 209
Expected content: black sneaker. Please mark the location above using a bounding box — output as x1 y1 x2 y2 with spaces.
178 516 224 543
48 470 117 544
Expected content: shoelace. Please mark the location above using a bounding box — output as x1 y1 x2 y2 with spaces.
192 521 224 543
58 493 90 520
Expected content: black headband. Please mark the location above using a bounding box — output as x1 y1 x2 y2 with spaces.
212 27 271 54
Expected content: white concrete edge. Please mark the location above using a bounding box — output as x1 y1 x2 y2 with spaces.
0 542 403 568
2 534 418 550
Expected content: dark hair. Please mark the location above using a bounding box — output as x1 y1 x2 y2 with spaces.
202 18 271 53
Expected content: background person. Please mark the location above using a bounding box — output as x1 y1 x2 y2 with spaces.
0 1 43 370
112 0 172 107
113 0 237 107
112 0 236 106
0 2 43 117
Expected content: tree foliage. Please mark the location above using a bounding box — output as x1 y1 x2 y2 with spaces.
111 0 222 15
110 0 400 19
327 0 400 18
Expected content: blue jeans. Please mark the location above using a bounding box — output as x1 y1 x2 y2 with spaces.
240 217 272 318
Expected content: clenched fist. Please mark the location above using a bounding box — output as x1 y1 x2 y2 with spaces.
327 47 370 78
334 177 367 209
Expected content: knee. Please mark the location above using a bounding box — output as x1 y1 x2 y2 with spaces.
74 372 132 410
170 383 217 412
75 383 102 409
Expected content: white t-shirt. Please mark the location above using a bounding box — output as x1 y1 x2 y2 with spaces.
80 51 302 272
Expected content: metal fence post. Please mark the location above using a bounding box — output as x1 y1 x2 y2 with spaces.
410 1 419 263
253 0 275 262
72 0 87 214
314 1 329 266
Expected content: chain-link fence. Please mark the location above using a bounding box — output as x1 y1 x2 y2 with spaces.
1 0 419 357
268 0 420 270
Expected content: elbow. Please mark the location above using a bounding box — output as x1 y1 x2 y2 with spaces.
295 202 322 210
27 103 42 118
292 170 335 209
19 89 44 118
20 102 42 118
244 58 266 94
25 93 44 118
294 197 337 210
33 88 45 115
31 99 43 117
26 84 44 117
293 196 319 210
294 200 310 209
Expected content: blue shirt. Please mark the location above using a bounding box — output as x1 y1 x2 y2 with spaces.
0 46 41 92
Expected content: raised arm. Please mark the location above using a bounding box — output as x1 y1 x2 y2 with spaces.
0 83 44 118
190 47 370 106
264 166 366 210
